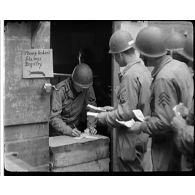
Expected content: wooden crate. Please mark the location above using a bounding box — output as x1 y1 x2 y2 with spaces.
49 135 110 172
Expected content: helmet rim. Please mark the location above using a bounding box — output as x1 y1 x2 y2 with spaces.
135 44 167 58
72 80 93 89
108 42 135 54
108 30 134 54
177 49 194 62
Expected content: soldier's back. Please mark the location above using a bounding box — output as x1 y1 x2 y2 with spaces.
157 59 194 109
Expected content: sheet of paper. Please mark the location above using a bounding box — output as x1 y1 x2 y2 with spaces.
87 104 106 112
74 133 98 140
87 112 98 118
74 136 84 140
83 135 98 139
84 128 90 134
132 109 145 122
116 119 135 128
74 133 85 140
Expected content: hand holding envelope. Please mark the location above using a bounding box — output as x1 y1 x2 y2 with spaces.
87 112 98 118
116 119 136 128
87 104 107 112
172 103 189 117
132 109 145 122
87 104 114 112
115 109 145 130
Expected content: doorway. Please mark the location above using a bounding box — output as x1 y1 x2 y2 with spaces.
50 21 112 135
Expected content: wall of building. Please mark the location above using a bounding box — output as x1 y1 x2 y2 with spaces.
4 22 51 171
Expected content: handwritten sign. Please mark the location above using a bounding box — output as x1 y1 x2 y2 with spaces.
23 49 53 78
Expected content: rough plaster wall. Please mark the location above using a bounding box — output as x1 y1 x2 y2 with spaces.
4 22 50 125
4 22 51 170
149 21 193 35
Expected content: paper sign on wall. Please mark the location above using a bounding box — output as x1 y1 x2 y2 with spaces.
23 49 53 78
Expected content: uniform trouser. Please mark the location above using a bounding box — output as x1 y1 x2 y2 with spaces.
181 155 194 171
117 139 153 172
116 129 149 172
117 156 144 172
151 136 181 171
142 137 153 171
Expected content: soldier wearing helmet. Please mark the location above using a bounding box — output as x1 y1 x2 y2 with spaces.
165 30 186 61
177 34 194 76
50 63 97 137
165 30 186 53
171 34 194 171
95 30 152 171
129 26 194 171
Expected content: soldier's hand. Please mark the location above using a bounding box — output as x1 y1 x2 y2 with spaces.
144 116 151 121
129 121 142 134
97 112 107 124
71 128 81 137
89 126 97 135
171 115 186 133
173 103 189 118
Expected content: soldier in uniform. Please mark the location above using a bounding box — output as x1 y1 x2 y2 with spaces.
171 35 194 171
165 30 193 76
50 63 97 137
171 104 194 171
93 30 152 171
165 30 186 61
129 26 194 171
177 34 194 76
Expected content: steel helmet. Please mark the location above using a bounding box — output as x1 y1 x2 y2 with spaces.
165 31 186 51
109 30 135 54
135 26 167 58
178 35 193 62
72 63 93 88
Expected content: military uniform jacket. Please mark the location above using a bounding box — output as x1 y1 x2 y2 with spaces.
98 57 152 126
98 57 152 169
141 55 194 171
50 77 97 135
176 99 194 156
176 99 194 171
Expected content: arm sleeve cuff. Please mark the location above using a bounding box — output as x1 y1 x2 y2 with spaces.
140 121 149 134
62 126 73 136
97 112 108 125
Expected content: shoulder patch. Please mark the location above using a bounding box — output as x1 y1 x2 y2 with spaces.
56 78 70 91
119 89 128 104
56 80 66 90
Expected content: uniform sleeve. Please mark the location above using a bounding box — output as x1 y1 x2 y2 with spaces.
175 125 194 155
86 86 97 106
186 100 194 125
86 86 97 128
97 75 137 127
49 89 72 135
142 78 179 136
